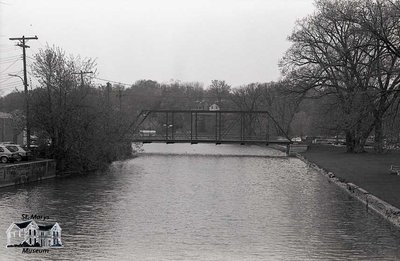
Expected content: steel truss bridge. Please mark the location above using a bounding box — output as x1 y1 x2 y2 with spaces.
131 110 291 145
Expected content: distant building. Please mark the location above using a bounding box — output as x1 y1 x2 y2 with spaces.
0 112 14 143
0 112 24 144
6 220 62 247
209 103 220 111
191 102 221 133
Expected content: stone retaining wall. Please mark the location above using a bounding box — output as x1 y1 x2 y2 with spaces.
288 144 308 156
0 160 56 188
296 153 400 228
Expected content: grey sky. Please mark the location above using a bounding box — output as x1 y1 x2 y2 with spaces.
0 0 315 93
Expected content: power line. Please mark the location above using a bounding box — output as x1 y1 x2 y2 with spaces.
0 77 13 84
72 71 93 88
0 58 21 65
0 71 22 77
0 57 21 64
0 51 20 56
1 79 21 84
93 77 132 86
0 82 21 87
0 60 20 74
0 81 23 88
0 82 21 89
37 39 46 49
0 46 19 50
0 85 21 93
0 54 21 59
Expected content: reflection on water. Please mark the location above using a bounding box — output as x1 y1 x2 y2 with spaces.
0 144 400 260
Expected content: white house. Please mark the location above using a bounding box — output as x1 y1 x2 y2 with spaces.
38 223 62 247
6 220 62 247
6 220 39 247
209 103 220 111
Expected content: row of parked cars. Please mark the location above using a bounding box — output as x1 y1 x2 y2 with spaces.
0 142 31 163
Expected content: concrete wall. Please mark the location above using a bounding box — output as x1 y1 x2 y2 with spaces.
0 160 56 188
346 182 400 227
296 154 400 229
288 144 308 156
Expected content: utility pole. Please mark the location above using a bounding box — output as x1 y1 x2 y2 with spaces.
72 71 93 88
116 86 126 112
9 35 38 149
106 82 111 108
105 82 112 132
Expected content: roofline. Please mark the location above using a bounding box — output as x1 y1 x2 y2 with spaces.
6 223 18 234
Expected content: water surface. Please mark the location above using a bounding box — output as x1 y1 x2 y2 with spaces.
0 144 399 260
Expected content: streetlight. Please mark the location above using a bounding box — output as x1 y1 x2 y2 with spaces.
8 73 30 149
8 74 23 84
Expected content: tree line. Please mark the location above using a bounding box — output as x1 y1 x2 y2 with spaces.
0 47 300 172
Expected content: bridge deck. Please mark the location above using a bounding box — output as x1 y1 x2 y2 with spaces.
133 139 291 145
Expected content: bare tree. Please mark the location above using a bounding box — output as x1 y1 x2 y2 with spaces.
31 45 131 171
208 80 231 105
337 0 400 152
229 82 299 138
345 0 400 58
260 81 302 136
230 83 263 136
281 0 400 152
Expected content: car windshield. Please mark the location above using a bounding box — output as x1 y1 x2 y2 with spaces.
6 146 18 152
16 146 26 152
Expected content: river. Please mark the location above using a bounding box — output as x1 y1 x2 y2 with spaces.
0 144 400 260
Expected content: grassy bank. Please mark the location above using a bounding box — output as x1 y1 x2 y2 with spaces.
301 145 400 209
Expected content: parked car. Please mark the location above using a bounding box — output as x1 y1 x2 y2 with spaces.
1 143 31 161
139 130 156 137
0 145 19 163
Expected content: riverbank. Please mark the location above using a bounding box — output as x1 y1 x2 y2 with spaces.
299 144 400 226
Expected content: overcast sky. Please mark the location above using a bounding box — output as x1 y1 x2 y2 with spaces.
0 0 315 94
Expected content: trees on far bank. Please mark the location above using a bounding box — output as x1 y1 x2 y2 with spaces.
281 0 400 153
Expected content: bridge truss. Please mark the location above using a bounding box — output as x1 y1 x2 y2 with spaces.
131 110 291 145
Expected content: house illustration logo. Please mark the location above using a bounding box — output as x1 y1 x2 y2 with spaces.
6 220 63 248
